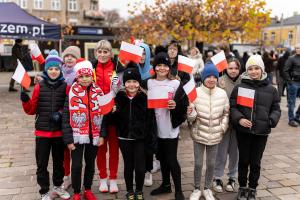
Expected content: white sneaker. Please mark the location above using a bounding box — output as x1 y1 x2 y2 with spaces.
52 186 70 200
41 192 51 200
62 176 71 190
190 189 201 200
144 172 153 186
99 178 108 193
151 160 161 173
212 179 223 193
203 189 215 200
225 179 237 192
109 179 119 193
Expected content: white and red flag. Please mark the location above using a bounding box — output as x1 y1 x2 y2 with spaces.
237 87 255 108
183 77 197 102
98 91 115 115
211 50 228 72
12 60 31 89
178 55 196 74
118 41 143 64
29 43 45 64
147 88 169 109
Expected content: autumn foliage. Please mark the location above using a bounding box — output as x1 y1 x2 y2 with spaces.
125 0 271 45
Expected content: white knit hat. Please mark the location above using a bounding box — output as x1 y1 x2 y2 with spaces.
74 59 93 77
245 55 265 72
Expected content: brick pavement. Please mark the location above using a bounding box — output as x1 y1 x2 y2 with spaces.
0 72 300 200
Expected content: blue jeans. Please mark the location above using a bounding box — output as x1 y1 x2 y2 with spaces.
287 83 300 122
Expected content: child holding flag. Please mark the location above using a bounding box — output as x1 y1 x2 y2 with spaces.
230 55 281 200
187 62 229 200
62 59 106 200
20 50 70 200
148 52 189 200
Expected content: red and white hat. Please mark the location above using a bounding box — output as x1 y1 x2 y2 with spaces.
74 58 93 78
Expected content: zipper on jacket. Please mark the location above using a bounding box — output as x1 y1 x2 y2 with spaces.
50 87 54 131
128 99 133 139
209 90 212 133
87 87 92 137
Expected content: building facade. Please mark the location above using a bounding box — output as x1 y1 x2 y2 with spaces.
0 0 104 25
262 15 300 49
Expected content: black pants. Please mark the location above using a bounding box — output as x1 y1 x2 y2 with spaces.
71 142 98 193
119 139 146 192
236 132 268 189
35 137 65 195
9 78 15 88
157 137 182 192
145 152 153 172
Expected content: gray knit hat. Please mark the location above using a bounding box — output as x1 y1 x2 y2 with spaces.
62 46 81 59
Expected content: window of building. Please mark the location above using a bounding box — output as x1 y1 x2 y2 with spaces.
263 32 267 41
19 0 27 8
68 0 77 11
51 0 60 10
68 18 78 25
0 0 10 2
288 31 293 40
34 0 43 9
271 32 275 41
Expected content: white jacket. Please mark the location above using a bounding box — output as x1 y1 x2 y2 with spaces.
188 85 229 145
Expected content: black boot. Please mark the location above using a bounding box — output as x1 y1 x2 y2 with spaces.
135 191 144 200
237 187 248 200
150 184 172 196
175 191 185 200
247 188 256 200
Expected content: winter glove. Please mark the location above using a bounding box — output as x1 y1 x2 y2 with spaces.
50 111 62 123
20 91 30 102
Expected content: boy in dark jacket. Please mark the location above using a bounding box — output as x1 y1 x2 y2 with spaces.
20 50 70 200
112 68 156 200
230 55 281 200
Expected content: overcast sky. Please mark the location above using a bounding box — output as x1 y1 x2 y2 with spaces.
100 0 298 19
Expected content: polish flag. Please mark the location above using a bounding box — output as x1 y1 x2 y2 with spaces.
12 60 31 89
118 41 143 64
29 43 45 64
98 91 115 115
147 89 169 109
178 55 196 74
237 87 255 108
211 50 228 72
183 77 197 102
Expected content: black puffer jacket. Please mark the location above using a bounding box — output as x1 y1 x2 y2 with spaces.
36 79 67 131
230 73 281 136
283 54 300 83
113 90 156 140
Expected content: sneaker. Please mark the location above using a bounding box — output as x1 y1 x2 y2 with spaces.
144 172 153 186
126 191 135 200
237 187 248 200
62 176 71 190
83 190 97 200
99 178 108 193
72 193 81 200
41 192 51 200
109 179 119 193
247 188 256 200
150 184 172 196
203 189 215 200
225 179 236 192
151 160 161 173
295 118 300 124
135 191 144 200
8 87 18 92
213 179 223 193
189 189 201 200
288 120 299 127
52 186 70 200
175 191 185 200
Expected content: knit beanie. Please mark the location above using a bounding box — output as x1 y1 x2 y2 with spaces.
201 61 219 81
245 55 265 72
153 52 171 70
74 59 94 78
62 46 81 59
123 68 141 85
45 49 62 71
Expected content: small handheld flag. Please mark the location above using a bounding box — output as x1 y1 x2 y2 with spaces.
211 51 228 72
118 41 143 64
12 60 31 89
178 55 196 74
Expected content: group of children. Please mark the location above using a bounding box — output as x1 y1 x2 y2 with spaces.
20 40 281 200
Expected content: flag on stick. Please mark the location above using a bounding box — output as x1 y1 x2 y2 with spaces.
211 50 228 72
12 60 31 89
183 77 197 102
30 43 45 64
118 41 143 64
178 55 196 74
237 87 255 108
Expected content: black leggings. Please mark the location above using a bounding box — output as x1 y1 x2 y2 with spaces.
157 137 182 192
71 142 98 193
119 139 146 192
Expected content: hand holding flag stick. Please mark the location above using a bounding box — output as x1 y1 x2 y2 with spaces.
237 87 255 129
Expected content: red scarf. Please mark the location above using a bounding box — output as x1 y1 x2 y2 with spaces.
69 82 104 145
